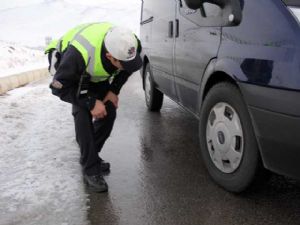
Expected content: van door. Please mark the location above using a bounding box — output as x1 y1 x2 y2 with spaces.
174 0 222 113
149 0 177 101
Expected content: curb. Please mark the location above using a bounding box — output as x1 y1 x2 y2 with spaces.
0 68 49 94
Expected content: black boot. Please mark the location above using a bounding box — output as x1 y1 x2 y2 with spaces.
83 174 108 193
100 158 110 172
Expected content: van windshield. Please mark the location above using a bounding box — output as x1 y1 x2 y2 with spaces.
283 0 300 7
283 0 300 23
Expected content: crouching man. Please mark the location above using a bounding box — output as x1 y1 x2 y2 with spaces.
45 22 142 192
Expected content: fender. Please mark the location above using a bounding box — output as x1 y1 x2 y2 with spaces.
198 57 245 113
141 53 151 90
198 58 217 114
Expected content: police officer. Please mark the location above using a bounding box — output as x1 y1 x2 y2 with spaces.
46 22 142 192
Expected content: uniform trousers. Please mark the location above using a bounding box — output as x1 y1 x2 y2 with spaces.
72 80 116 176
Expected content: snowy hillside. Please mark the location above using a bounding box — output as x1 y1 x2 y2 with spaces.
0 0 141 48
0 0 141 75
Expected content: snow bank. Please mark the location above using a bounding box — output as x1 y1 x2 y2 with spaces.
0 78 88 225
0 41 46 77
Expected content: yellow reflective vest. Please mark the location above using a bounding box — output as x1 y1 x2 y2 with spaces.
45 22 114 82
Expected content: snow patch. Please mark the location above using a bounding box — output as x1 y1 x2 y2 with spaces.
0 78 88 225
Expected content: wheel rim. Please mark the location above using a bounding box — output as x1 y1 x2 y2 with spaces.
206 102 244 173
145 70 152 104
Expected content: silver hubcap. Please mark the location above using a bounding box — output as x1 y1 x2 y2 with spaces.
145 71 151 104
206 102 244 173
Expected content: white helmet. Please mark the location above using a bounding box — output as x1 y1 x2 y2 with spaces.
104 26 142 73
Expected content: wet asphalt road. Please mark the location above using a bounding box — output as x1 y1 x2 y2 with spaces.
86 73 300 225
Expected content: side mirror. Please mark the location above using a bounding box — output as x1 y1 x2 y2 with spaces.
183 0 242 26
183 0 203 9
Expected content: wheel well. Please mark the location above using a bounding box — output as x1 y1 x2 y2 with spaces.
202 72 237 101
142 56 149 90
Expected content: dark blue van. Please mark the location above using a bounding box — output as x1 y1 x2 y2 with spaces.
140 0 300 192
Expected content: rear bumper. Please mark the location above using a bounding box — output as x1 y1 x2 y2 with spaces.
240 83 300 179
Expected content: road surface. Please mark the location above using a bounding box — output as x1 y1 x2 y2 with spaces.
1 73 300 225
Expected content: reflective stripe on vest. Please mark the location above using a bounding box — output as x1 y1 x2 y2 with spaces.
60 23 96 52
70 22 114 82
45 24 93 54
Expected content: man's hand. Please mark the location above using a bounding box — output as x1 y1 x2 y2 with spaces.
90 100 107 119
103 91 119 108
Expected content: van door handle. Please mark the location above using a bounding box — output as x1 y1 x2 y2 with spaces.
140 16 154 25
168 21 174 38
175 19 179 38
179 0 183 7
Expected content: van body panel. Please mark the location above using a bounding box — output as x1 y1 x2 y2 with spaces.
146 0 177 100
174 0 221 113
219 0 300 90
